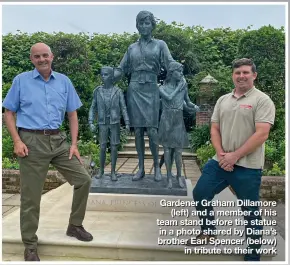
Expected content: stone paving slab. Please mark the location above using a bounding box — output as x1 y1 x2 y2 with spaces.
125 158 139 162
2 194 15 201
123 160 139 165
3 206 19 218
2 194 21 206
2 206 14 215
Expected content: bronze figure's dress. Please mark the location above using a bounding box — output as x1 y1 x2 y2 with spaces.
158 84 189 148
119 38 174 128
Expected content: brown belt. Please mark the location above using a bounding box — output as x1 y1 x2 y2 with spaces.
19 128 61 135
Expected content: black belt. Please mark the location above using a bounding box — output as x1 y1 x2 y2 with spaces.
19 128 60 135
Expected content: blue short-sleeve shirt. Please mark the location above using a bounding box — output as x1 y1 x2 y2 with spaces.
3 68 82 129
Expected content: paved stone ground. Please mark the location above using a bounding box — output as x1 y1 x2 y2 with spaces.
2 194 20 217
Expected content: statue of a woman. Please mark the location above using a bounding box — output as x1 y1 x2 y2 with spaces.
115 11 175 182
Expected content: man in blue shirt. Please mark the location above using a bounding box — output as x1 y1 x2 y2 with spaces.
3 42 93 261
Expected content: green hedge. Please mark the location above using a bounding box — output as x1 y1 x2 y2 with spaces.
2 23 285 174
2 24 285 142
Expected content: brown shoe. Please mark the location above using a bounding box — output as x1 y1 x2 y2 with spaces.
24 248 40 261
186 233 216 246
66 224 93 242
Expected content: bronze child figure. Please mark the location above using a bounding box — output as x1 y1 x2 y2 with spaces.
89 66 130 181
159 61 199 189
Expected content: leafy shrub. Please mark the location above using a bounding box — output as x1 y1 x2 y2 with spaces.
196 143 215 168
265 139 285 170
265 141 277 162
2 25 284 175
2 157 19 169
2 127 14 160
189 124 210 151
263 162 285 176
78 140 110 168
2 83 12 100
119 126 129 150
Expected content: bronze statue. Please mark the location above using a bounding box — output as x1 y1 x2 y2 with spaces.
115 10 175 182
89 66 130 181
159 61 199 188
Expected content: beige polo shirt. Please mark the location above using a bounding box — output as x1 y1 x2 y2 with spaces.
211 87 275 169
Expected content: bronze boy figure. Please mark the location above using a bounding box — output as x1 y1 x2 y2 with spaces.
89 66 130 181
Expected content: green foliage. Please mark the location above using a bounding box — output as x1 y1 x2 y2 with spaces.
263 163 285 176
196 143 215 168
189 124 211 151
237 25 285 109
265 140 285 171
187 65 232 103
89 32 138 91
268 107 285 145
2 31 51 83
78 140 110 168
265 142 276 162
2 157 19 169
2 126 21 169
2 127 14 160
2 23 285 174
154 22 200 78
119 126 129 150
2 83 12 100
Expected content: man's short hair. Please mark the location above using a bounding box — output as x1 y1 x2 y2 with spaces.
232 58 257 73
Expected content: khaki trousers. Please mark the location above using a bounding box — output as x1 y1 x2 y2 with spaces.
18 130 91 249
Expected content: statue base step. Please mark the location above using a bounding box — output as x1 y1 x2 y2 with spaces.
90 173 188 196
88 176 193 213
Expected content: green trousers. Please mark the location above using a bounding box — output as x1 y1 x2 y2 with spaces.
18 130 91 249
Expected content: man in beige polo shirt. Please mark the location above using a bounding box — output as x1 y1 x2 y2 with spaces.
187 58 275 261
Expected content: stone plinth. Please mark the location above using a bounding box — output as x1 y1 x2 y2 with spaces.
87 178 193 214
90 173 187 196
